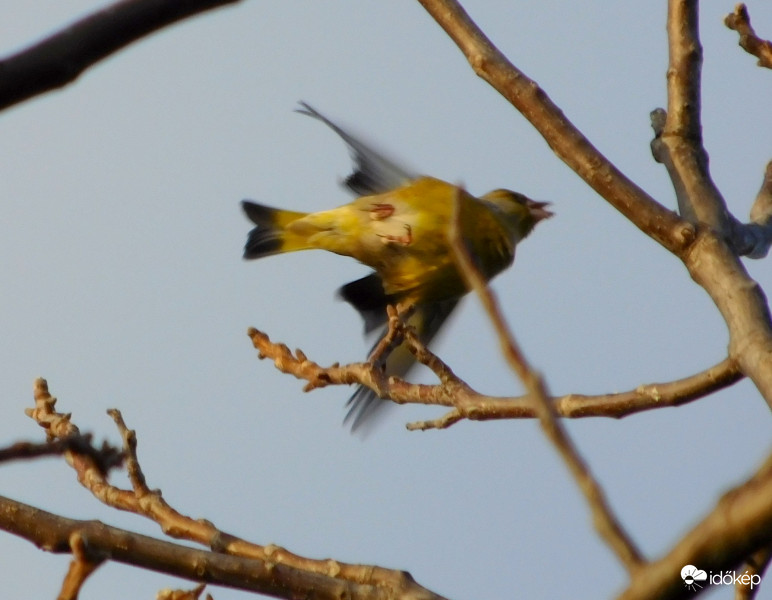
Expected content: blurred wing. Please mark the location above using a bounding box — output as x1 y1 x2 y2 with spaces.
296 101 417 196
338 273 391 334
341 295 460 432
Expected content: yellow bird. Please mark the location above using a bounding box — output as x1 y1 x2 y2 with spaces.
243 103 552 430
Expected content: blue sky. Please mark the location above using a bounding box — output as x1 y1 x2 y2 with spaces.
0 2 770 599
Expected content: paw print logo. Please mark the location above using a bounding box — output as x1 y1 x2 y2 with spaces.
681 565 707 591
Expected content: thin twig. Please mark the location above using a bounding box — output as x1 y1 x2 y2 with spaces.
447 190 643 572
409 356 743 429
250 326 743 424
24 378 445 600
725 4 772 69
59 531 104 600
0 435 123 474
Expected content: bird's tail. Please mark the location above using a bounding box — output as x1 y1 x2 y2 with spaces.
241 201 310 259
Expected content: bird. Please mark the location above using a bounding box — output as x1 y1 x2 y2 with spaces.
242 102 552 430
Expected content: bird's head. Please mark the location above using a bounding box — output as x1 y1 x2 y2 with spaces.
481 189 553 242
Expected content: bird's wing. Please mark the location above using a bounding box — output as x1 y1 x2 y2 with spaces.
296 102 417 196
338 273 391 334
339 275 460 432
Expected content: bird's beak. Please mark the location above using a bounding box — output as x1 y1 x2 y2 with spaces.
527 200 554 222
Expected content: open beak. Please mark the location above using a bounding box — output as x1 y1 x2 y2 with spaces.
527 200 554 222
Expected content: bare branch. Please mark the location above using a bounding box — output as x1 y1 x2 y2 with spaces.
652 6 772 258
0 435 123 474
59 531 104 600
725 3 772 69
618 451 772 600
414 2 772 412
0 495 409 600
447 191 643 572
415 0 694 255
684 230 772 411
654 14 772 262
654 1 737 239
23 379 445 600
250 325 743 424
0 0 242 112
649 7 772 410
409 356 743 429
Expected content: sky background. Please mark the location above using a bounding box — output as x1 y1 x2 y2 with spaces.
0 1 771 599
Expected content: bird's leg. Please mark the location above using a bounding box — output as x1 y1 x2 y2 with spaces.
368 303 416 364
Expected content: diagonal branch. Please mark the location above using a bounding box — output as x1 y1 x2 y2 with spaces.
725 3 772 69
617 451 772 600
0 0 243 112
0 495 402 600
447 191 643 573
416 0 693 256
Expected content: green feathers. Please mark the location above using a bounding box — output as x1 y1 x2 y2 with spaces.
242 104 552 429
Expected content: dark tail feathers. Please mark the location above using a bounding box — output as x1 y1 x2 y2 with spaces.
242 200 284 259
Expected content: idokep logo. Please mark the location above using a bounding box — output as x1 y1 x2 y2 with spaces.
681 564 762 592
681 565 707 591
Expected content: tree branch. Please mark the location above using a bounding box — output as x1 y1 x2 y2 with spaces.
447 191 643 572
650 3 772 257
654 0 737 239
684 229 772 411
249 325 743 425
725 3 772 69
59 530 104 600
650 111 771 258
24 378 445 600
415 0 694 256
411 356 744 429
0 495 405 600
0 435 123 474
617 451 772 600
416 1 772 412
0 0 243 112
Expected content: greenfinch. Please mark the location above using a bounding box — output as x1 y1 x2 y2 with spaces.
243 103 552 429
